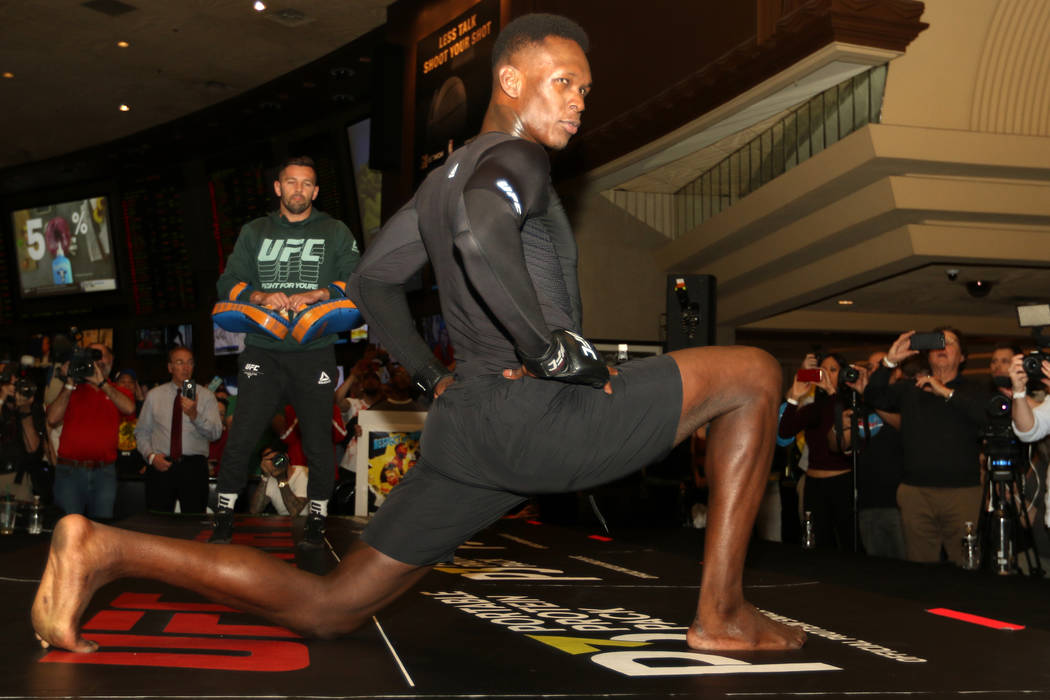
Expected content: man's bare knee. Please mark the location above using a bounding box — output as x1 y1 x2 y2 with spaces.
738 346 781 400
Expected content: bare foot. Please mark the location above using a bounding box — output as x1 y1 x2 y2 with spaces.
32 515 109 653
687 601 806 651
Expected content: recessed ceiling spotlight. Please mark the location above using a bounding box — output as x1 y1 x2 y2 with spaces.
119 103 130 112
117 40 130 48
837 299 854 305
253 1 266 11
2 72 13 79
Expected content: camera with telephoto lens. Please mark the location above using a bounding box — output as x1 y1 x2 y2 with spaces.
1022 350 1050 381
68 346 103 383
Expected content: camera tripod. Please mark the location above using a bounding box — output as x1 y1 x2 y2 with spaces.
979 459 1044 577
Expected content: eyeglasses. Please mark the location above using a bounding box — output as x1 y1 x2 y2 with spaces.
171 359 194 366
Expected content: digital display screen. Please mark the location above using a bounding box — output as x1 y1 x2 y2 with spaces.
12 196 118 299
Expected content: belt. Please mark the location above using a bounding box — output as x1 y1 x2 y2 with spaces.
57 457 107 470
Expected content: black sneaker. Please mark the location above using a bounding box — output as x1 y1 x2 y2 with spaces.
208 508 234 544
298 512 326 550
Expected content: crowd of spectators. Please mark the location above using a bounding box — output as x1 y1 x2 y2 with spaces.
776 327 1050 572
0 339 438 525
4 324 1050 577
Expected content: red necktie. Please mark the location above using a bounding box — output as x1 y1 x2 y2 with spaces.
170 391 182 460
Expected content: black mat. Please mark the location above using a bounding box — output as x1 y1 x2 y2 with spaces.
3 513 1050 698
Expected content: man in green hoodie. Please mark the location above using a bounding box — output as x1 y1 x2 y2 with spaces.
211 156 359 548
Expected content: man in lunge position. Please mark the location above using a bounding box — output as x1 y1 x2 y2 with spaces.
33 13 803 654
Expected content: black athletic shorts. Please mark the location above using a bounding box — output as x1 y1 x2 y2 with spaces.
362 354 682 565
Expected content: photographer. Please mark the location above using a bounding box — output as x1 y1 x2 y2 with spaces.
45 343 135 519
1010 353 1050 443
779 352 856 551
864 328 988 565
0 368 47 502
248 448 308 517
135 347 222 514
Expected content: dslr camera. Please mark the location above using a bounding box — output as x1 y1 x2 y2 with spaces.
1022 350 1049 381
839 364 860 389
68 346 103 383
15 376 36 399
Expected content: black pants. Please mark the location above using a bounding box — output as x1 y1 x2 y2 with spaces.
146 454 209 514
803 471 856 552
217 345 337 503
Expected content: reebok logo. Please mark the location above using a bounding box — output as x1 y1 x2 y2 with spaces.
318 371 331 385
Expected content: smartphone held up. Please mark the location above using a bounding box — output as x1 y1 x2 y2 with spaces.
796 368 823 383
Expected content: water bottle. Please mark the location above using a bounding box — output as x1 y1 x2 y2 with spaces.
27 495 43 535
961 521 979 570
802 510 816 549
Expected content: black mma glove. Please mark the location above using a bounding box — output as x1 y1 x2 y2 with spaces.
517 329 609 389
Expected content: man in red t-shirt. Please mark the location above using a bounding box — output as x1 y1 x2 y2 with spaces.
46 344 135 519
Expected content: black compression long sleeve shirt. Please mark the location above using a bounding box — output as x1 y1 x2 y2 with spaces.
348 133 583 384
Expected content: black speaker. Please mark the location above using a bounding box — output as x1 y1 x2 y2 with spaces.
665 274 716 351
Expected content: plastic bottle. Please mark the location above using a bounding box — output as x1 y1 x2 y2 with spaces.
961 520 979 570
27 494 43 535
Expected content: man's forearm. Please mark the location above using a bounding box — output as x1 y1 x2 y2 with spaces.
46 385 71 427
101 382 135 414
278 484 307 518
1012 397 1036 434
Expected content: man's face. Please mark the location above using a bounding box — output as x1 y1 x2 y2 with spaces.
273 165 318 217
168 349 194 384
989 348 1013 377
89 343 112 377
928 330 964 373
512 37 591 150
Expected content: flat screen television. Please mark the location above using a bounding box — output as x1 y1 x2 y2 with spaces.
11 196 118 299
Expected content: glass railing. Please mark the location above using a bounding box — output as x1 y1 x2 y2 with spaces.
675 64 887 233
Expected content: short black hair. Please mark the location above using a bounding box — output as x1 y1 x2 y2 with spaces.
492 13 589 69
276 156 316 180
993 341 1022 356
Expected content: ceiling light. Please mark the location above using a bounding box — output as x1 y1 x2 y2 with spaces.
119 103 130 111
837 299 854 305
2 72 13 79
253 1 266 10
117 40 130 48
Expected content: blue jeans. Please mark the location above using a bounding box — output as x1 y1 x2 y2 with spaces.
54 463 117 519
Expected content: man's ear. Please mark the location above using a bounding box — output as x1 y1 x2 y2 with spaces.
497 64 522 99
273 180 281 197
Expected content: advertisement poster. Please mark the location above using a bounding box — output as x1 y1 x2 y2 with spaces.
413 0 499 183
12 196 118 298
367 429 422 504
